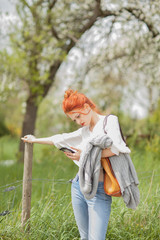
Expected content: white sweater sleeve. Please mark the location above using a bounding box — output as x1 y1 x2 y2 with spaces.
105 115 131 155
49 127 83 149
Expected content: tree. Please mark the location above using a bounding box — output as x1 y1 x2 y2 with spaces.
4 0 117 161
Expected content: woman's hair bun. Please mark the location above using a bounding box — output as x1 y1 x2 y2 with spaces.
64 89 77 99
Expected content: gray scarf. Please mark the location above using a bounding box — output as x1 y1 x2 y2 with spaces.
78 134 140 209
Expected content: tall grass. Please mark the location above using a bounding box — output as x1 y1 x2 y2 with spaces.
0 136 159 239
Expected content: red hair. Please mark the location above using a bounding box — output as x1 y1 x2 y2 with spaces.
62 89 101 114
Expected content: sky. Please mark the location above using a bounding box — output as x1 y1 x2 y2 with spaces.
0 0 15 12
0 0 18 48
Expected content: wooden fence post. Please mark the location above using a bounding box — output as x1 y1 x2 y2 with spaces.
21 142 33 230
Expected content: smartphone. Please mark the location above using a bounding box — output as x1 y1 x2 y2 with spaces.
60 147 76 153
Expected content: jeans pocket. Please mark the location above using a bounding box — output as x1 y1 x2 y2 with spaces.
72 174 79 183
97 183 112 202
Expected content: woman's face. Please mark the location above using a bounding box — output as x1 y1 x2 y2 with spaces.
67 104 92 127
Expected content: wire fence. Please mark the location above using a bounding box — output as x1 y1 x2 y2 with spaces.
0 170 160 223
1 169 159 191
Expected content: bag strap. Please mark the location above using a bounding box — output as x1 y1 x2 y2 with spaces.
103 115 108 134
103 114 126 144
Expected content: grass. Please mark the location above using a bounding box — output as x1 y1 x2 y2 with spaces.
0 135 160 239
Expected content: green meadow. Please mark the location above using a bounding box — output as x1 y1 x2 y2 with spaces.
0 135 159 240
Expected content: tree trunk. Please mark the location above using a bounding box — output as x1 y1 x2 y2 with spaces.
18 97 38 163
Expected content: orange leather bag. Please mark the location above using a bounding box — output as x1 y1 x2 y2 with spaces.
101 157 121 197
102 114 122 197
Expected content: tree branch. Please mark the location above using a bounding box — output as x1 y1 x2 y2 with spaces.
51 26 60 40
20 0 31 9
35 0 44 6
124 7 159 38
107 16 117 38
46 0 60 40
42 60 61 98
63 0 117 53
66 34 78 43
48 0 57 10
79 1 116 34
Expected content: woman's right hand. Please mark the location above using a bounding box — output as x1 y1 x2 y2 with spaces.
21 134 36 143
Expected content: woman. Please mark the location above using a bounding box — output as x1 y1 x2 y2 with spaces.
22 89 131 240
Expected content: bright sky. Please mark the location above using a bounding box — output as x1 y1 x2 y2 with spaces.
0 0 15 12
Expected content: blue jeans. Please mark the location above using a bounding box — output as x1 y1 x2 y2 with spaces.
71 176 112 240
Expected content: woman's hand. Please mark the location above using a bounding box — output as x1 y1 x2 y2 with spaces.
63 147 81 161
21 135 36 143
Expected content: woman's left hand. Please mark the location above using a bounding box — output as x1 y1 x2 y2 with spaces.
63 147 81 161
